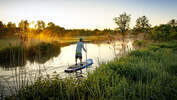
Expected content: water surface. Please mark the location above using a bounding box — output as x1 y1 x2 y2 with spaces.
0 39 134 94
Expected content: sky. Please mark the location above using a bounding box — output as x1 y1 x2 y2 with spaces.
0 0 177 30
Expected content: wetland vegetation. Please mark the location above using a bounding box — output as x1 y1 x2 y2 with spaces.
0 12 177 100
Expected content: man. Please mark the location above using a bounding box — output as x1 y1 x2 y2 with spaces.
75 38 87 65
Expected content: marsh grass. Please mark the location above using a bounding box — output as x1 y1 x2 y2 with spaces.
133 40 148 48
0 80 6 100
0 42 61 68
6 41 177 100
0 46 26 68
0 42 61 100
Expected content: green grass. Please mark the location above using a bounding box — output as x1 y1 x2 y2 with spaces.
133 40 148 48
0 37 21 50
0 46 26 67
6 41 177 100
0 42 61 68
0 36 106 50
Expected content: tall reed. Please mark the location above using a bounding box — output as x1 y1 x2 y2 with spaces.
5 41 177 100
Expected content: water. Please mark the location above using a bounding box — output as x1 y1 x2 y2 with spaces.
0 39 134 96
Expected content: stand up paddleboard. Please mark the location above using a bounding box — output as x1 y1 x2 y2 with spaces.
64 59 93 73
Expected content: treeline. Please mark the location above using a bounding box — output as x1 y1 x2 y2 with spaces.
113 13 177 41
0 21 18 37
150 24 177 41
133 17 177 41
0 14 177 41
0 20 117 38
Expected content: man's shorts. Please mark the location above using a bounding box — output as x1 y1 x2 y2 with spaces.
75 52 82 59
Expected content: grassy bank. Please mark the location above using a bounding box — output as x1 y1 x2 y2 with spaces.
0 36 107 50
0 42 61 68
6 41 177 100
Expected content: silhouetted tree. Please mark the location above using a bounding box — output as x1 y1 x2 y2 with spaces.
19 20 29 32
18 20 30 41
114 12 131 36
35 20 46 32
7 22 16 28
93 29 101 35
168 19 177 27
0 21 5 35
0 21 4 29
167 19 177 39
47 22 55 28
151 24 172 41
134 16 151 32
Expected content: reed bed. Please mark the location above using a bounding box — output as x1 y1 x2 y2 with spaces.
5 41 177 100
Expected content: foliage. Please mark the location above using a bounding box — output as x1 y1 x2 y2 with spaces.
7 22 16 28
114 12 131 36
0 21 17 36
0 21 4 29
18 20 29 32
0 42 61 68
35 20 46 33
1 18 177 41
133 40 147 48
0 20 119 39
151 24 177 41
167 19 177 27
44 24 65 37
9 42 177 100
47 22 55 28
0 21 6 36
26 42 61 64
0 46 26 67
133 16 151 34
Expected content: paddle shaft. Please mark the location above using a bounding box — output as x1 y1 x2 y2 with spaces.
85 42 87 63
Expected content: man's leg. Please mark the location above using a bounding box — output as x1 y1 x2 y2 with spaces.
79 58 83 65
75 58 78 65
75 54 78 65
79 58 82 65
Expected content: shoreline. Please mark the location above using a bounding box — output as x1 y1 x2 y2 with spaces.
4 41 177 100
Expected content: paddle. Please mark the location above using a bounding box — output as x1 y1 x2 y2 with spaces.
85 41 88 72
85 41 87 64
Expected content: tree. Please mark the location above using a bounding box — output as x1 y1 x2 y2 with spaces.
168 19 177 27
18 20 30 41
0 21 5 35
47 22 55 28
134 16 151 32
93 29 100 35
7 22 16 28
35 20 46 32
113 12 131 36
19 20 29 32
167 19 177 39
0 21 4 29
151 24 172 41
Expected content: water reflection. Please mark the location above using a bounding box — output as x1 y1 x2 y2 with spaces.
26 42 61 64
0 39 134 95
0 42 61 68
0 47 26 68
0 39 134 75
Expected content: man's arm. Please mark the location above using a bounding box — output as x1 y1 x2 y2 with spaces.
82 43 87 52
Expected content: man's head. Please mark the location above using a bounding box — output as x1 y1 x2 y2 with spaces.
80 38 83 42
